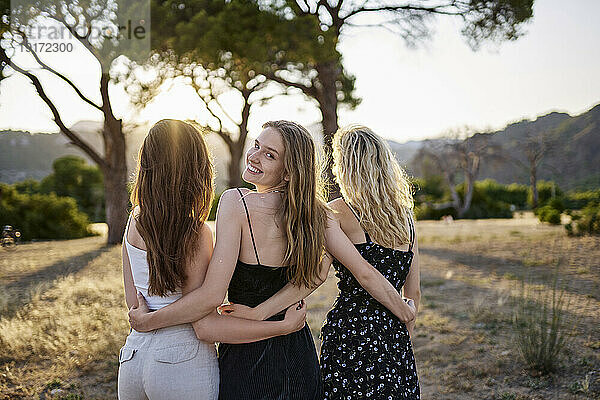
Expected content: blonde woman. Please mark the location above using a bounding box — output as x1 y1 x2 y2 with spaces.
320 124 421 399
225 124 421 399
129 121 416 399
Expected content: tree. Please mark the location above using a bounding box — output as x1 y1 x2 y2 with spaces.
1 0 148 243
416 129 500 217
513 128 552 208
40 156 105 221
123 0 358 189
263 0 534 195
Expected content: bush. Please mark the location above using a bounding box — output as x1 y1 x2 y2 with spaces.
565 202 600 236
564 190 600 210
536 205 562 225
529 181 562 208
476 179 528 209
547 197 565 213
0 184 92 241
412 175 448 206
457 180 514 219
512 264 573 374
414 204 456 221
208 192 221 221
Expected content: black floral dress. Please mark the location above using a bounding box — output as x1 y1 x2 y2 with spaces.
320 205 420 400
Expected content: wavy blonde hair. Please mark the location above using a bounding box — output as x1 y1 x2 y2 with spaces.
130 119 214 296
263 120 329 288
332 124 414 248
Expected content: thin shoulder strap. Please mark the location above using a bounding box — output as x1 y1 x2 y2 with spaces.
124 210 135 239
236 188 261 265
408 213 415 252
343 197 371 243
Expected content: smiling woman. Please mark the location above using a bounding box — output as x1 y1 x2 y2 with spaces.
243 126 287 191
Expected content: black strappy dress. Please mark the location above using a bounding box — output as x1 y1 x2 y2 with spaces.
319 201 420 400
217 189 322 400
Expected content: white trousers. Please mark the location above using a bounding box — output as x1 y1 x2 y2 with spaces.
117 324 219 400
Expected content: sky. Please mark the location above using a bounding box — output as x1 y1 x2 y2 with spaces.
1 0 599 143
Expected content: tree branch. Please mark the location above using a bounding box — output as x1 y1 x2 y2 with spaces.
2 50 106 168
16 31 102 111
265 71 317 98
342 3 463 22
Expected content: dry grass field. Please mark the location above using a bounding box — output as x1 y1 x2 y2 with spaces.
1 214 598 399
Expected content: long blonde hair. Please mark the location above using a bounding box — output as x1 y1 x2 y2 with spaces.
130 119 214 296
332 124 414 248
263 121 329 288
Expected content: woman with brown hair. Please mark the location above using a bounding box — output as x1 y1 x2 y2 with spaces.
128 120 415 399
118 119 305 400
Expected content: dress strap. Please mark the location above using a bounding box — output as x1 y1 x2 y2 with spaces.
408 213 415 252
343 198 371 244
124 208 135 239
237 188 261 265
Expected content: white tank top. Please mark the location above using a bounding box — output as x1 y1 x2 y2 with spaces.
124 213 182 310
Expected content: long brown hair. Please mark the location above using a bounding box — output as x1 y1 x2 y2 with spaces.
130 119 214 296
333 124 414 248
262 120 328 288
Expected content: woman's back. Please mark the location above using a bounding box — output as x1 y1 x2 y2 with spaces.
124 214 182 310
218 188 323 400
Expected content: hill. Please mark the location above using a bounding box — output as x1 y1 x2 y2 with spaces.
2 102 599 191
391 103 600 190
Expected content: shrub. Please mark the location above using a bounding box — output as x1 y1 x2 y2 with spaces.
512 264 573 374
457 180 514 219
529 181 562 208
565 202 600 236
564 190 600 210
0 184 92 241
208 192 221 221
476 179 528 209
414 204 456 221
536 205 561 225
412 175 449 206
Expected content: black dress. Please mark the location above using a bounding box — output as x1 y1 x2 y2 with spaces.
217 189 322 400
320 202 420 400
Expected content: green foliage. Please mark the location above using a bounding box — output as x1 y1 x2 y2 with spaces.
414 204 456 221
0 183 92 241
40 156 105 222
564 190 600 210
413 175 448 205
208 192 221 221
11 156 106 222
414 178 520 220
457 180 514 219
512 264 573 374
536 205 561 225
12 178 40 195
565 202 600 236
529 180 562 208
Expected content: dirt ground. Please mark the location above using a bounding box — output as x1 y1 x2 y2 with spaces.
1 214 598 399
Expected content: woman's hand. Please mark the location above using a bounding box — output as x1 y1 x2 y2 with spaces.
397 297 416 323
282 300 307 334
218 303 263 321
405 299 416 337
128 292 153 332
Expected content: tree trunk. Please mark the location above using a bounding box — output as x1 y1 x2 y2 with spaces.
104 162 129 244
316 61 341 199
228 143 244 188
530 164 538 209
101 73 129 244
459 174 475 218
